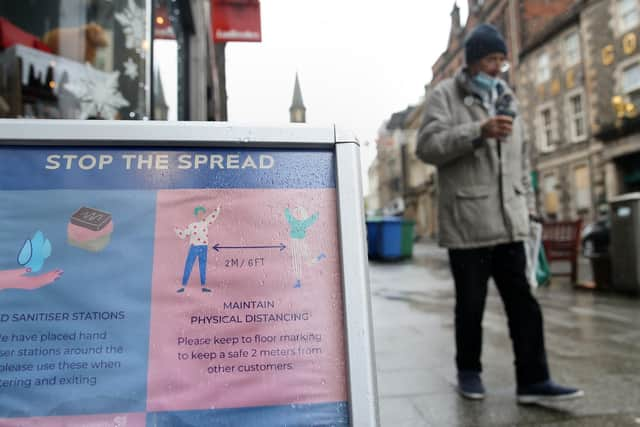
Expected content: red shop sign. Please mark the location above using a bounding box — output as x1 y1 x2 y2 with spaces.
212 0 261 43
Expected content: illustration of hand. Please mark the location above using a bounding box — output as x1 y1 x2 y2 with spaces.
174 227 186 239
0 268 64 291
17 230 52 273
205 205 222 224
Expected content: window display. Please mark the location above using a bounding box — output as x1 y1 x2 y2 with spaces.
0 0 148 119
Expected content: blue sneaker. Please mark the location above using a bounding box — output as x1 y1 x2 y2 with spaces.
457 371 485 400
517 380 584 404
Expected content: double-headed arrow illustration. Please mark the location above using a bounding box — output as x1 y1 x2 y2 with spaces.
212 243 286 252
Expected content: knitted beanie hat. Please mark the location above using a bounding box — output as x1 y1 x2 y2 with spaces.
464 23 507 65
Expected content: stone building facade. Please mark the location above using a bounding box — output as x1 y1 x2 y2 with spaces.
368 0 640 234
518 0 640 221
518 5 598 221
582 0 640 198
374 109 414 216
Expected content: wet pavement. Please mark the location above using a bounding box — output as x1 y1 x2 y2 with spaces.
370 241 640 426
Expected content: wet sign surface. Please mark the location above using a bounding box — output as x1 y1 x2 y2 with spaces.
0 147 349 426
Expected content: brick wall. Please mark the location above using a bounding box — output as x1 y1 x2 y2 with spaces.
521 0 579 47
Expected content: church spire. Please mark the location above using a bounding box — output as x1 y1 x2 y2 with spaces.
289 72 306 123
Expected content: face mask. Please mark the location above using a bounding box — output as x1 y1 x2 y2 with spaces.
472 72 498 92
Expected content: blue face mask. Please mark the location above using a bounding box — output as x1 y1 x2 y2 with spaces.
472 72 498 92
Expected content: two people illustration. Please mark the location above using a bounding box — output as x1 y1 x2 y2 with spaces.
174 205 221 293
174 203 321 292
285 206 325 288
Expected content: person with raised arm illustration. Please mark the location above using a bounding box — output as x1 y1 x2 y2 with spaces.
174 205 221 293
285 206 324 288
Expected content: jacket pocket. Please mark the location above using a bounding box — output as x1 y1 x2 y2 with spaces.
456 185 490 199
453 185 502 243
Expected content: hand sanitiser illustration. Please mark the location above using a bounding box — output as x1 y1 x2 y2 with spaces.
67 206 114 252
0 230 63 291
17 230 51 273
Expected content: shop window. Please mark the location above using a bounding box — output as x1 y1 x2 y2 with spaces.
573 165 591 212
564 32 581 68
0 0 149 120
617 0 639 33
566 90 586 142
536 52 550 84
543 174 559 216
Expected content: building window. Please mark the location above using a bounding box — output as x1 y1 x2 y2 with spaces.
537 105 556 151
391 177 402 193
153 0 189 121
543 174 559 216
618 0 640 33
622 62 640 108
564 32 581 68
573 165 591 212
536 52 550 83
566 91 587 142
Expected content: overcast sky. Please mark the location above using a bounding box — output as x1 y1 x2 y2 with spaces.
225 1 468 190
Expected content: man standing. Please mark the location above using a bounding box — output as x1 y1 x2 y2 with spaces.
416 24 583 404
175 205 221 293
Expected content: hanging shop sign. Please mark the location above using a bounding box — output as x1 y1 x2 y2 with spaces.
212 0 261 43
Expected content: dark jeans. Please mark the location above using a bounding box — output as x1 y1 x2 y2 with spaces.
448 241 550 387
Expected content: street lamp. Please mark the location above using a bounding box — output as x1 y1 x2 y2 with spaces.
612 95 637 127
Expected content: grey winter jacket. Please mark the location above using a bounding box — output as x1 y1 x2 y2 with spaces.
416 68 535 249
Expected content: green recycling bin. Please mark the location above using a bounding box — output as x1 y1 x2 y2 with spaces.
400 220 415 258
367 217 415 260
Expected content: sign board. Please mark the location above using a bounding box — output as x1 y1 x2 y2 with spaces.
212 0 262 43
0 120 378 426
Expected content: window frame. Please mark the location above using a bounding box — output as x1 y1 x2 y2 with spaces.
615 55 640 111
536 52 551 84
542 172 559 216
617 0 640 34
572 164 591 213
622 62 640 95
565 88 588 143
536 102 557 152
563 31 581 68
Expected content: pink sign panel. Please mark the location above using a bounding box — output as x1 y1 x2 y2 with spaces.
147 189 348 411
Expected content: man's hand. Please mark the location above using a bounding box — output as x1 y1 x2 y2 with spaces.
529 212 543 223
481 115 513 139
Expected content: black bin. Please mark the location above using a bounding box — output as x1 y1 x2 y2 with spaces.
582 218 611 290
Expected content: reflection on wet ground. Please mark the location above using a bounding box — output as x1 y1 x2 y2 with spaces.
371 241 640 426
